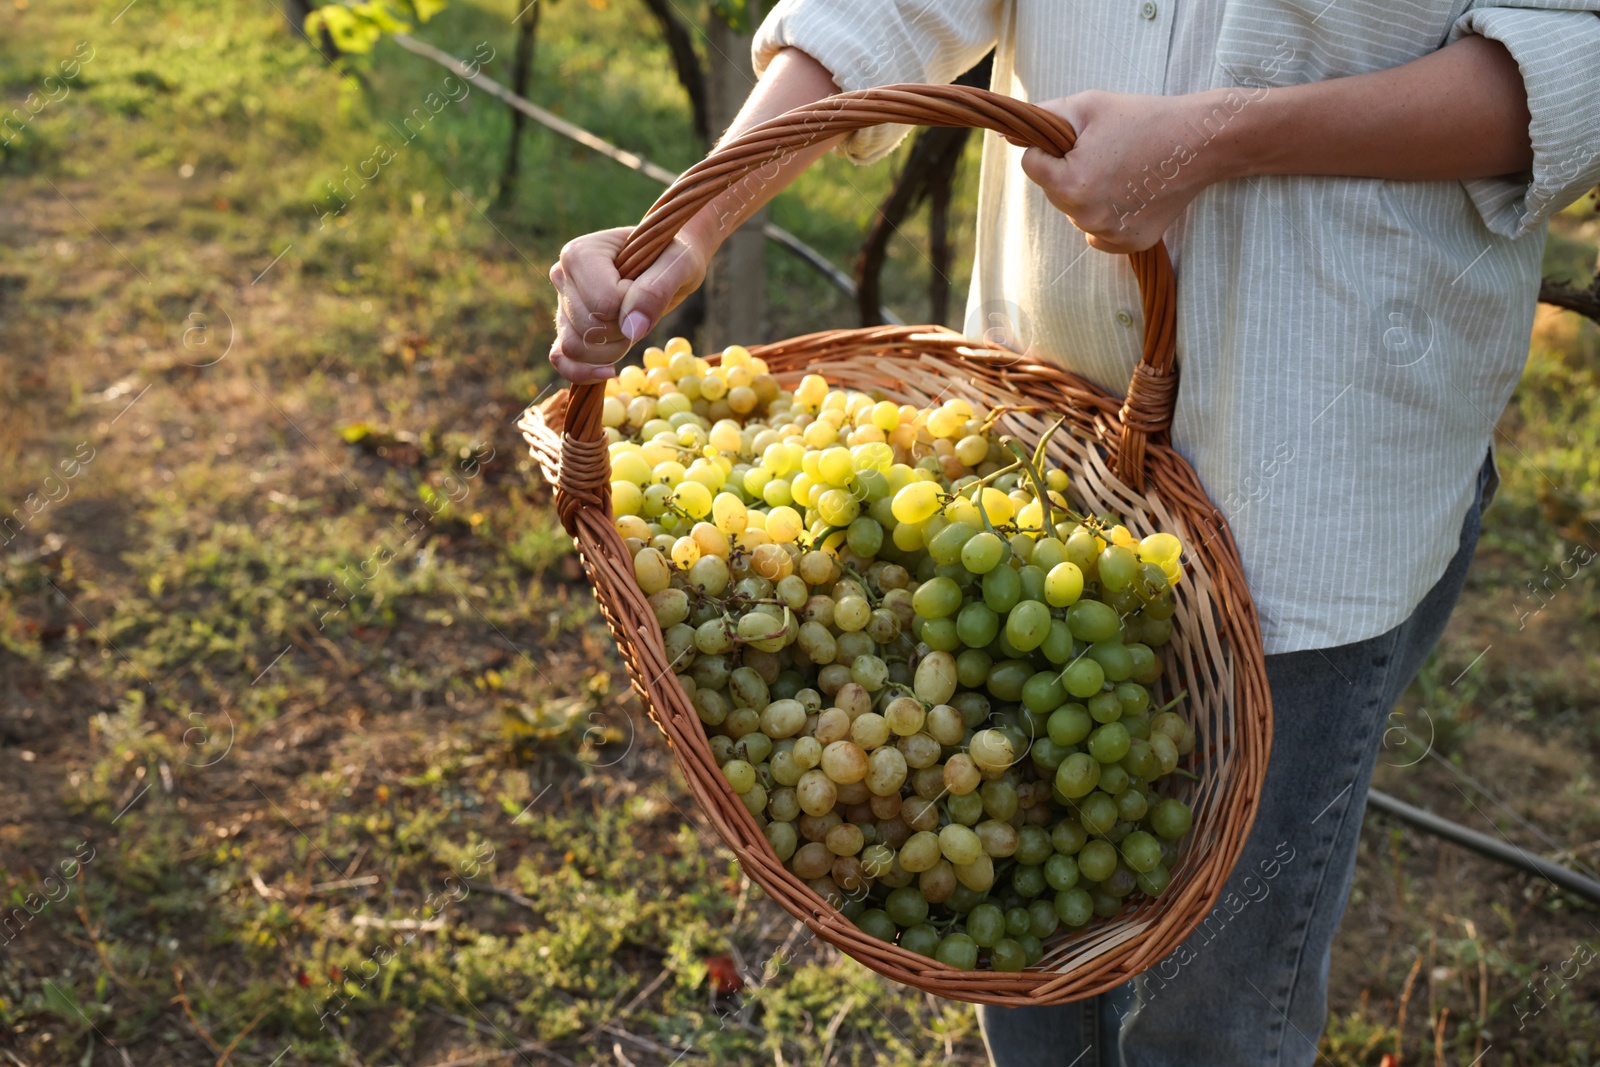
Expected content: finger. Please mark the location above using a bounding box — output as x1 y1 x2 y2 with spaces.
554 227 632 325
556 305 629 365
618 237 706 343
550 345 617 383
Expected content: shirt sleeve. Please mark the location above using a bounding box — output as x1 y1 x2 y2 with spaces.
751 0 1001 165
1448 2 1600 238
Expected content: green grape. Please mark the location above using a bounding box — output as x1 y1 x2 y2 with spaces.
1120 830 1162 873
1029 738 1070 772
1115 681 1151 716
885 886 931 926
1021 671 1068 714
1005 906 1033 937
1044 562 1085 607
1048 704 1092 746
1120 739 1162 780
955 601 1000 648
1150 798 1193 840
1061 657 1106 699
857 908 897 941
986 659 1033 702
1018 565 1047 604
985 940 1024 972
846 517 884 557
1102 863 1138 898
991 627 1027 661
940 823 985 865
980 780 1020 820
1136 865 1172 897
1150 733 1180 775
921 617 961 652
1015 826 1054 866
1055 887 1093 926
1134 560 1170 601
1032 537 1069 573
1064 529 1099 571
899 923 942 957
1096 763 1130 796
966 903 1005 947
1005 600 1052 653
982 565 1022 613
911 576 962 619
722 759 757 794
1028 900 1060 939
1077 840 1117 882
945 883 987 914
1044 852 1080 891
1066 600 1120 643
1040 619 1076 664
1091 887 1124 918
1088 722 1131 764
956 648 993 689
1141 616 1175 646
1088 641 1134 682
935 933 979 970
928 522 977 566
947 791 985 826
1077 791 1118 835
1087 691 1123 724
1114 787 1148 823
1054 752 1101 798
960 531 1007 574
1051 820 1088 855
1098 545 1138 592
1011 864 1046 899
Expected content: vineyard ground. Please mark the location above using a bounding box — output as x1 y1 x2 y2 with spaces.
1 2 1597 1064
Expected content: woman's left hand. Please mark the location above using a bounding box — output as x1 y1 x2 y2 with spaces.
1016 89 1244 254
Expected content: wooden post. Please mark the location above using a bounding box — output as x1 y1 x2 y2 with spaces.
701 1 765 352
498 0 542 207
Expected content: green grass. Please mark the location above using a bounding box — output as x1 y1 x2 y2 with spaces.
0 1 1596 1064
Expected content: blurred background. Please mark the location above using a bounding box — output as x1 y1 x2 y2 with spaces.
1 2 1598 1063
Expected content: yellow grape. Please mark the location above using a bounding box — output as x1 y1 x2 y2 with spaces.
766 506 804 544
712 492 748 535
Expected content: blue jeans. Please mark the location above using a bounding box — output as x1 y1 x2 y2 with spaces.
977 449 1496 1066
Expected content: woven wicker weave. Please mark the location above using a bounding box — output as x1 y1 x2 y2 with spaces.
518 84 1272 1006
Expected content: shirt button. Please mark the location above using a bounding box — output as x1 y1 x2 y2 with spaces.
1115 310 1135 327
1140 0 1157 17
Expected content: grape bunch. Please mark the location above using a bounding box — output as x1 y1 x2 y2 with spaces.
602 337 1198 972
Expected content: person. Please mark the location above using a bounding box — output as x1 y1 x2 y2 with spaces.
546 1 1600 1063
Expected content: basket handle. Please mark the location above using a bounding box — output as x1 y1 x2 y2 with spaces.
556 82 1178 527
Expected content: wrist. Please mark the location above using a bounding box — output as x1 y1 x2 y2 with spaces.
1181 86 1276 185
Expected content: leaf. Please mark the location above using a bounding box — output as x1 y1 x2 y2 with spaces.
338 421 379 444
42 980 87 1029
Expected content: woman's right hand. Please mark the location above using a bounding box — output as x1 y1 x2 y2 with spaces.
547 226 710 382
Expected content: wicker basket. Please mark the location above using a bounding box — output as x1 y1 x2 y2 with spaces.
518 84 1272 1006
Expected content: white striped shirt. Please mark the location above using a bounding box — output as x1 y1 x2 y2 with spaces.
753 0 1600 653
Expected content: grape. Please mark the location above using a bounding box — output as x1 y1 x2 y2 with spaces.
1077 840 1118 882
990 938 1027 972
1088 722 1131 764
960 531 1006 574
1055 753 1101 799
900 923 942 957
935 933 979 970
1061 658 1106 700
981 565 1022 613
885 886 930 927
966 903 1005 947
939 824 984 866
1150 798 1193 840
1047 704 1092 746
911 576 962 619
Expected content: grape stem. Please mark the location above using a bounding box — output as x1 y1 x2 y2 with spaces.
1154 689 1189 715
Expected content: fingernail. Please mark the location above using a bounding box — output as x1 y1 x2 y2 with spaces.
622 311 650 343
